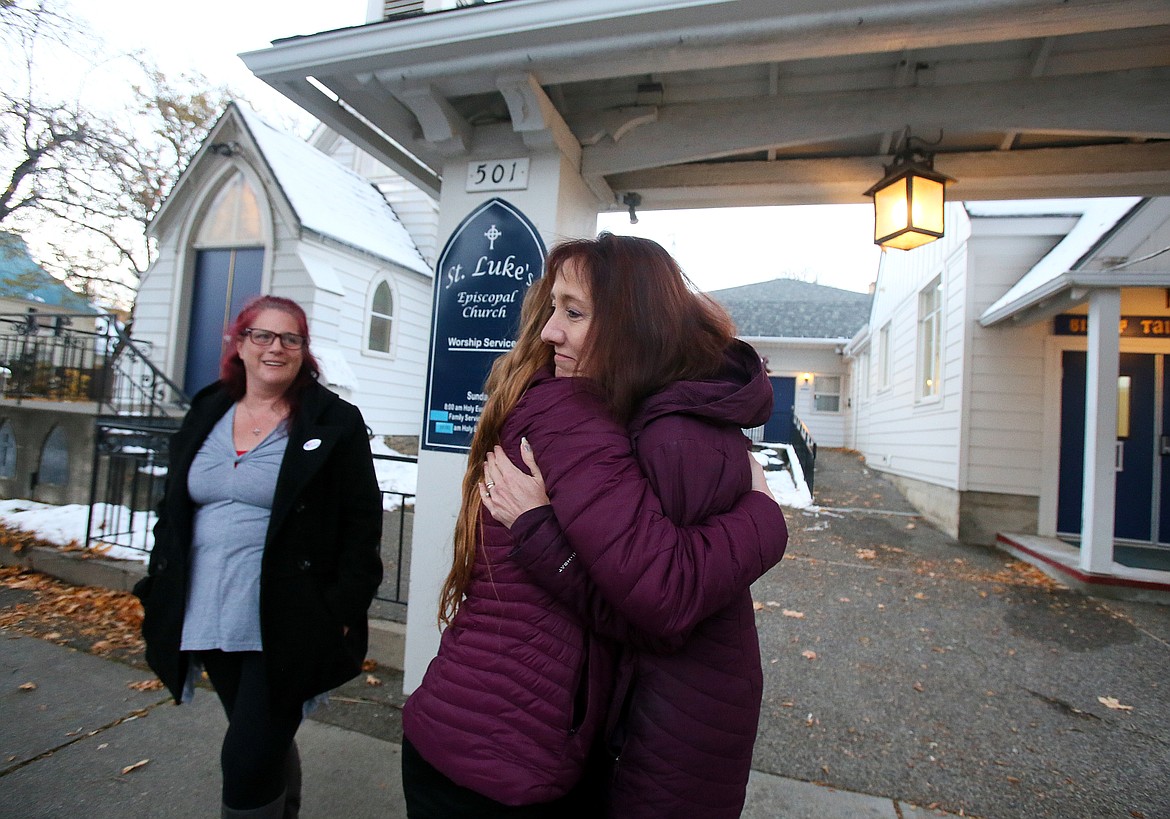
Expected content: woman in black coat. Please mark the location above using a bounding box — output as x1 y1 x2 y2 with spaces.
135 295 383 818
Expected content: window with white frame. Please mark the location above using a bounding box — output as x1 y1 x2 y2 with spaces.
0 421 15 478
195 171 262 247
813 375 841 412
917 277 942 399
878 322 892 389
368 280 394 354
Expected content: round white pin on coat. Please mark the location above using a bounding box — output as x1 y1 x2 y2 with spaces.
303 438 322 451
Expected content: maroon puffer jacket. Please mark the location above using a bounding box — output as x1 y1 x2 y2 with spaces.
402 363 785 806
509 339 788 817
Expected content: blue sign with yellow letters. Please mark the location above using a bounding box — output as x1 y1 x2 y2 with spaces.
422 198 546 452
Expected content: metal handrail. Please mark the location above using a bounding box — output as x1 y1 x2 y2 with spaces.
791 413 817 494
0 311 189 419
101 320 190 419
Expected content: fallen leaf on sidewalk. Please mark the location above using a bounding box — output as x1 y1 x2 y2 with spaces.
1098 696 1134 711
128 679 164 691
0 565 145 663
365 674 383 687
856 549 877 560
801 650 817 660
18 681 37 691
782 609 804 618
120 759 150 775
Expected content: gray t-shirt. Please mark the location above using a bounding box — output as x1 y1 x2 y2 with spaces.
180 405 289 652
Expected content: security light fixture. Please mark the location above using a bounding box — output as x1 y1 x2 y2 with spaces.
865 131 954 251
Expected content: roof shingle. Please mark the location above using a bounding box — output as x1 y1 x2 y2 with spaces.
708 278 870 340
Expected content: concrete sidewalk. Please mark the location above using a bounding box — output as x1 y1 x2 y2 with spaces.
2 629 949 818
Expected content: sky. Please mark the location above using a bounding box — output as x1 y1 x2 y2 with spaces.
33 0 883 296
0 442 811 563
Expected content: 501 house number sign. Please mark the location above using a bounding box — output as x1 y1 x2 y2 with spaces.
466 158 530 192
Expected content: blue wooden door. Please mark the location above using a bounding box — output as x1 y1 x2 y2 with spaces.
1161 358 1170 547
763 376 795 443
183 248 263 395
1058 351 1158 542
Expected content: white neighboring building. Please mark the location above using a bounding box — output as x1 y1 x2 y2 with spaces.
846 197 1170 597
709 278 872 449
135 103 435 439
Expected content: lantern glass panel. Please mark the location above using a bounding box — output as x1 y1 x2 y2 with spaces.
910 175 945 234
873 176 909 241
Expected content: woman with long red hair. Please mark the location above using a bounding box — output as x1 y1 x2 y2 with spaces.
136 295 383 818
401 234 787 817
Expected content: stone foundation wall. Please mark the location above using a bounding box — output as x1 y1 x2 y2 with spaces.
882 470 1038 546
0 402 96 506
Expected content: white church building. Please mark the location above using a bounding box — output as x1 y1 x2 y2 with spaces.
135 103 436 441
847 197 1170 599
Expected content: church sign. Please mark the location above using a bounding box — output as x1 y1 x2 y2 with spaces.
1054 314 1170 338
421 198 546 453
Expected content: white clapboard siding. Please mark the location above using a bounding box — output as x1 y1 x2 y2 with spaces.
851 205 971 487
959 228 1069 496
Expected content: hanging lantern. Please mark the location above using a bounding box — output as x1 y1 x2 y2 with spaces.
865 137 954 251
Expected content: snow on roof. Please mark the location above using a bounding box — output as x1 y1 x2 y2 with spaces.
234 105 431 277
312 344 359 392
978 197 1140 324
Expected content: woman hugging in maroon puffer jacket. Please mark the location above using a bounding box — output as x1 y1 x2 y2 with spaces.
401 233 787 818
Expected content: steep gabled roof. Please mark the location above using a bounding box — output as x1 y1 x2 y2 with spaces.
708 277 871 340
233 104 431 276
0 233 98 314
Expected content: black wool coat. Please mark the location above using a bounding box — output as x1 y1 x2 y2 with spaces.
134 380 384 709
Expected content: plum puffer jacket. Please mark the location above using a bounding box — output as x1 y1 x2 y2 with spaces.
509 339 789 817
402 363 784 806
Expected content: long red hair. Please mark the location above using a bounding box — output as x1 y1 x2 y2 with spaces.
439 232 735 624
219 295 320 416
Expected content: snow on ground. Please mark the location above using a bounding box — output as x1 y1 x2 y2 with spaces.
754 443 814 510
0 441 812 564
370 439 417 511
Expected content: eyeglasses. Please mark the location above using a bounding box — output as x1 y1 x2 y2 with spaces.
242 327 305 350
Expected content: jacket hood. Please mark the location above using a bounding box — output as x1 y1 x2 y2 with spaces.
629 339 771 437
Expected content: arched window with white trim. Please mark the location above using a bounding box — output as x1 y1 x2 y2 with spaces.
39 426 69 486
367 279 395 355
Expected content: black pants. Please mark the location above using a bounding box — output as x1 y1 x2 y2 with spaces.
200 650 303 810
401 737 600 819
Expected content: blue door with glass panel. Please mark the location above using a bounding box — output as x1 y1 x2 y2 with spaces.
763 376 796 443
1161 357 1170 547
1058 351 1162 543
184 248 263 395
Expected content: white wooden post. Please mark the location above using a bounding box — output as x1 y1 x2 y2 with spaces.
403 148 601 693
1079 288 1120 574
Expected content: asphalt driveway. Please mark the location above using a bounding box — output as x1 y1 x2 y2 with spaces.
750 448 1170 819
